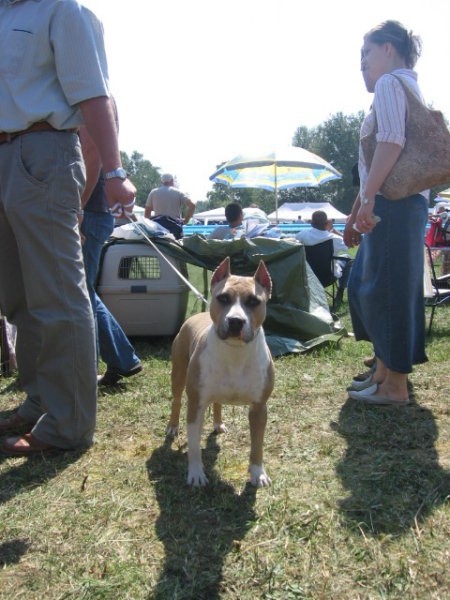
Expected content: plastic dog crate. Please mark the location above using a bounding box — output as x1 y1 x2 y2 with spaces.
97 241 189 336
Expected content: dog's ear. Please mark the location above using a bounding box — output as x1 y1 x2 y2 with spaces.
254 260 272 298
211 257 231 288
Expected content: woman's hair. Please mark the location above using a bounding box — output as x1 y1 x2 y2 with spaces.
366 20 422 69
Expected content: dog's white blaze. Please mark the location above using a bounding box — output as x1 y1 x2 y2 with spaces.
198 327 271 407
216 295 256 342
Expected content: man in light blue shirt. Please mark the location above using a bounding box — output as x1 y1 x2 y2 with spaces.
0 0 136 454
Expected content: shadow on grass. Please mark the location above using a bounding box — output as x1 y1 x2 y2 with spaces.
0 539 30 566
0 413 88 505
333 393 450 535
146 434 257 600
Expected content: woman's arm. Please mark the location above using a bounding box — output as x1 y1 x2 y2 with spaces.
355 142 402 233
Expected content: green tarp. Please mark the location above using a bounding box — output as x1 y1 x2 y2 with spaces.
103 232 346 356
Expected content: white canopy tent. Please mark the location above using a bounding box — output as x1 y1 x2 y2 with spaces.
267 202 348 223
193 207 227 224
194 206 269 224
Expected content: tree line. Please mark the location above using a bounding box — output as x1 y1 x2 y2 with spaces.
122 111 446 217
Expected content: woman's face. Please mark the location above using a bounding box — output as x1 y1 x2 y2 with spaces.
360 39 391 93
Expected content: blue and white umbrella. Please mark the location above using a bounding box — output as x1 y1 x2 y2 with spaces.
209 146 341 220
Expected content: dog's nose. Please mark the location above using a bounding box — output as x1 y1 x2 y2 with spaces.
227 317 245 335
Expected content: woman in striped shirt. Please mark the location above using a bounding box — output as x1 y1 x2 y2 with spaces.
346 21 428 406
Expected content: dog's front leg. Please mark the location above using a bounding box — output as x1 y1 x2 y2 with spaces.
187 405 208 486
248 402 271 487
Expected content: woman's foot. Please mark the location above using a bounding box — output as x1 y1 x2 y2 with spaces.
348 384 410 405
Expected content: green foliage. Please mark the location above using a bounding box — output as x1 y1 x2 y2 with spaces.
292 111 365 213
206 179 277 215
206 111 365 216
121 150 161 207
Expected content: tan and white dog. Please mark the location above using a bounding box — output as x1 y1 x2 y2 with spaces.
167 257 274 487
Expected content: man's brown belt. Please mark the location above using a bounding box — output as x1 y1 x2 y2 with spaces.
0 122 78 144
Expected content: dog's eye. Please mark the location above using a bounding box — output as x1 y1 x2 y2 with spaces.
246 295 261 307
216 293 231 305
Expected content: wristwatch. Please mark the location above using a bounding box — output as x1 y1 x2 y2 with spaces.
104 167 127 181
361 196 373 205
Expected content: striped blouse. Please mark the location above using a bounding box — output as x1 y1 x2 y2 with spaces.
359 68 427 198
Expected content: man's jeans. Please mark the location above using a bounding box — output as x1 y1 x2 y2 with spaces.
81 211 140 372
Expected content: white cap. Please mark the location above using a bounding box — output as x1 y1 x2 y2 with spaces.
161 173 174 184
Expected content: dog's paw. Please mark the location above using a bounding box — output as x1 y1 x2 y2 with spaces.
249 464 272 487
187 464 208 487
213 422 228 434
166 424 179 437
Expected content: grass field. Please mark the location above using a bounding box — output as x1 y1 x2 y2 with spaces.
0 293 449 599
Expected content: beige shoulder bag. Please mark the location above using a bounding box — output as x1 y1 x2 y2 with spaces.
361 75 450 200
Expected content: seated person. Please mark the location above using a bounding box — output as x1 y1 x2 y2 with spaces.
209 203 244 240
145 173 195 239
296 210 353 306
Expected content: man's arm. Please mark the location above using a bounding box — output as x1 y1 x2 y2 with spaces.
78 96 136 213
183 198 196 225
79 126 102 208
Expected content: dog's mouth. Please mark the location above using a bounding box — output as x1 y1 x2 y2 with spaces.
217 317 258 343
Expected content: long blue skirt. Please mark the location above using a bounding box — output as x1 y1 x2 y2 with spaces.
348 194 428 373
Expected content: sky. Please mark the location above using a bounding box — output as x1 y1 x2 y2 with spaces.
83 0 450 202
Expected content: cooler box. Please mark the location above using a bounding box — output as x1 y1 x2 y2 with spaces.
97 241 189 336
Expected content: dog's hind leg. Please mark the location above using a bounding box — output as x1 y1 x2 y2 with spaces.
167 380 184 437
167 340 188 437
213 402 227 433
248 402 271 487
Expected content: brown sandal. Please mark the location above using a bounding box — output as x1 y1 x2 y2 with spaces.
2 433 58 455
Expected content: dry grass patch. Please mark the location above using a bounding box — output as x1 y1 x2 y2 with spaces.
0 305 449 599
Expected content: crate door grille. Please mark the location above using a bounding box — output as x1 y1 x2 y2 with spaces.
118 256 161 280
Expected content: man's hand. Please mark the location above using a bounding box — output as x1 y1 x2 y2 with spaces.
105 178 137 218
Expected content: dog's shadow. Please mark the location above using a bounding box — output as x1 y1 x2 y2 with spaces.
332 396 450 535
146 433 257 600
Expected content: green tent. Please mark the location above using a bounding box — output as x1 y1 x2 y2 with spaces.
100 232 346 357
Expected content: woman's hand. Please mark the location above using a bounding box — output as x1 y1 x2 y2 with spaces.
355 198 379 233
343 217 362 247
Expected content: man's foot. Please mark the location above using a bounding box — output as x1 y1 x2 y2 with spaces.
2 433 60 455
97 363 143 386
0 412 34 434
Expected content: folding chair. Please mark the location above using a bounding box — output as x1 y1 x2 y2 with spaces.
304 239 337 309
425 244 450 334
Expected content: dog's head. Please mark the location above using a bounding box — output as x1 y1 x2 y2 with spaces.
209 257 272 343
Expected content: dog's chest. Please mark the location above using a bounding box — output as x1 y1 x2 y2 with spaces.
196 334 270 406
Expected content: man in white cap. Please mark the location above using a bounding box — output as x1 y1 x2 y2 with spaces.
145 174 195 239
